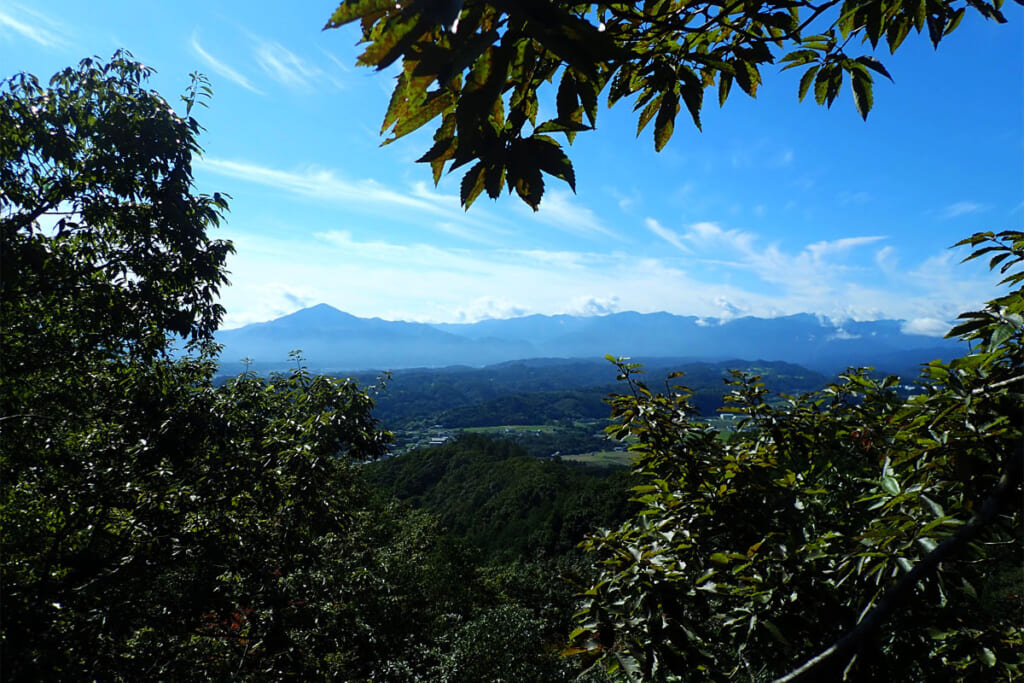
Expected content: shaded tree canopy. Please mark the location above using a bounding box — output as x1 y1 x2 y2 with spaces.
568 231 1023 681
0 53 593 681
324 0 1015 208
1 51 233 370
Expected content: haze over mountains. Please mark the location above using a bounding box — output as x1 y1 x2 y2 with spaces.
215 304 963 376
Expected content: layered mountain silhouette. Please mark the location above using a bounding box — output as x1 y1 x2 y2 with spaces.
215 304 963 376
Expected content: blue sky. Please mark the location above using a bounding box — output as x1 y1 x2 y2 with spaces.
2 1 1021 333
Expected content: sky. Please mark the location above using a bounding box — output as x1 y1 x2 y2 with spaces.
2 1 1021 334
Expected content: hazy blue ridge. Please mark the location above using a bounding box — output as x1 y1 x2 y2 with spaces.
214 304 963 375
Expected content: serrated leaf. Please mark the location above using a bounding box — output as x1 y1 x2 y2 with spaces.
856 56 894 82
798 65 819 102
325 0 394 29
527 137 576 191
358 14 423 70
851 70 873 120
654 91 678 152
814 65 831 105
460 162 486 208
556 69 579 122
484 163 504 199
886 18 912 53
780 49 819 70
734 60 761 98
636 92 662 137
534 119 592 134
385 89 456 143
513 164 544 210
718 72 732 106
679 80 702 131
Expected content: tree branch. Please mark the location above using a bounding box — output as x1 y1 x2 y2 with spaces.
773 438 1024 683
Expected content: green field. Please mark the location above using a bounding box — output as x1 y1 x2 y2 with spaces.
463 425 558 434
562 450 635 468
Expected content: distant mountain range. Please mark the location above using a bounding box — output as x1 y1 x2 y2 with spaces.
214 304 964 376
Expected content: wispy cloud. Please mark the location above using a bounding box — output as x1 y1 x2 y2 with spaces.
805 235 885 260
0 4 70 48
190 32 264 94
253 39 322 90
940 200 987 219
200 157 507 237
512 190 622 241
645 218 691 253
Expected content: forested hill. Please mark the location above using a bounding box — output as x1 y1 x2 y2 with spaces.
348 358 830 428
365 434 637 562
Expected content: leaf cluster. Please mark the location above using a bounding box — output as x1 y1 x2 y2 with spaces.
324 0 1012 208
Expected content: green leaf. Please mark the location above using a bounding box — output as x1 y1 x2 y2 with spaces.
636 92 663 137
856 56 893 82
534 119 592 134
886 18 912 53
718 72 732 107
798 65 820 102
679 80 702 131
780 49 820 67
653 91 678 151
324 0 393 29
851 69 873 120
357 14 422 69
460 162 486 208
385 89 455 144
880 475 900 496
733 60 761 98
527 136 576 191
484 163 505 199
813 65 831 105
556 69 579 122
513 164 544 210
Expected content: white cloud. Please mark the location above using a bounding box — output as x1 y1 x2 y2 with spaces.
518 190 622 241
564 296 621 316
191 33 264 94
714 297 748 320
805 236 885 261
214 220 1002 330
901 318 951 337
875 245 897 272
941 200 986 219
828 328 861 341
0 4 69 48
200 158 496 232
451 297 529 322
645 218 691 253
253 39 322 90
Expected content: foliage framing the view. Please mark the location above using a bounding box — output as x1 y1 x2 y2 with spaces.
0 52 599 682
568 231 1023 681
324 0 1014 209
0 51 233 368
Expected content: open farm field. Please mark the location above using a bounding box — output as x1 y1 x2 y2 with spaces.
562 451 635 468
